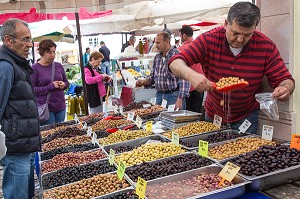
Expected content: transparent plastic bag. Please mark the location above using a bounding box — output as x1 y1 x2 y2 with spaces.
255 92 279 120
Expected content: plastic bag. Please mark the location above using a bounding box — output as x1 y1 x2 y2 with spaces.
255 92 279 120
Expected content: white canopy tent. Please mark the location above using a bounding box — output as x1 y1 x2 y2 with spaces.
70 0 247 35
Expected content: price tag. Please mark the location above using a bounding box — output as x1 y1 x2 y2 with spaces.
127 112 135 121
117 160 126 180
142 104 151 108
161 99 168 108
238 119 252 133
146 121 153 132
109 149 115 166
167 104 175 112
87 127 92 136
119 106 124 115
135 115 143 129
113 105 118 113
261 125 274 141
213 115 222 128
198 140 208 158
290 134 300 150
172 131 179 146
92 133 97 145
136 177 147 199
150 97 156 105
83 122 87 130
74 114 79 123
218 162 241 183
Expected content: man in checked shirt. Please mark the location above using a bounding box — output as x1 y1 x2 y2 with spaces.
136 32 190 110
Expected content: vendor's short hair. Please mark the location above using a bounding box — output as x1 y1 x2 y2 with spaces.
86 47 90 51
37 39 57 56
100 41 105 45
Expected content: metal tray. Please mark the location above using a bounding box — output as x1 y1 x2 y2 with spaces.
125 151 215 186
94 187 137 199
207 135 288 163
160 110 201 123
144 164 249 199
161 119 200 129
42 172 132 199
180 129 250 150
40 147 107 175
103 135 170 155
41 157 116 191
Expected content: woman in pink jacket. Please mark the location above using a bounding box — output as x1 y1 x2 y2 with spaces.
84 51 111 113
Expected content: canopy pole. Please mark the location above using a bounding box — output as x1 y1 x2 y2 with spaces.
75 12 89 115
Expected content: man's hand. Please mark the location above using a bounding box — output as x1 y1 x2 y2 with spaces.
175 98 183 110
272 79 295 101
190 72 214 92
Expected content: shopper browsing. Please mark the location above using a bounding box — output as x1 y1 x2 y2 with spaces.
136 32 190 110
99 41 111 75
168 2 294 133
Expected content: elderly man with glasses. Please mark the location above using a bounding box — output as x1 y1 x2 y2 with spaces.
0 18 41 199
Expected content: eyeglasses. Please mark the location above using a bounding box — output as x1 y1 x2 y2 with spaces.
9 35 33 43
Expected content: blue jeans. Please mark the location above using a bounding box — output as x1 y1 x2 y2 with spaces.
2 153 35 199
101 61 111 75
156 91 186 110
205 109 259 134
41 109 66 126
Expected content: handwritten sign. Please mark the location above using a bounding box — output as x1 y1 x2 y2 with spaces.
150 98 156 105
109 149 115 166
261 125 274 141
87 127 92 136
167 104 175 112
213 115 222 128
238 119 251 133
198 140 208 157
117 160 126 180
135 115 143 129
161 99 168 108
74 114 79 123
119 106 124 115
127 112 135 121
172 131 179 146
146 121 153 132
290 134 300 150
136 177 147 199
218 162 241 183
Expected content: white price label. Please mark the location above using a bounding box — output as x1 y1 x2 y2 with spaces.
167 104 175 112
150 98 156 105
161 99 168 108
238 119 252 133
87 127 92 136
142 104 151 108
213 115 222 128
135 115 143 129
172 131 180 146
127 112 135 121
119 107 124 115
92 133 97 145
83 122 87 130
113 105 118 113
74 114 79 123
261 125 274 141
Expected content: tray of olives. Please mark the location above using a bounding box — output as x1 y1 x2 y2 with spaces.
41 157 116 190
160 110 202 123
207 135 287 163
42 172 131 199
144 164 249 199
95 187 139 199
219 144 300 191
103 135 171 155
125 152 215 186
179 129 250 150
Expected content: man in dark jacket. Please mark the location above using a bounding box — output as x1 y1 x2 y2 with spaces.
99 41 111 75
0 18 41 199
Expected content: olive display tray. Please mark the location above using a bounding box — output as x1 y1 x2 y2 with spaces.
124 151 216 186
219 144 300 191
39 147 107 176
41 171 132 199
207 135 288 163
40 157 115 191
160 110 201 123
144 164 249 199
161 119 200 129
94 187 137 199
180 129 250 150
103 135 171 155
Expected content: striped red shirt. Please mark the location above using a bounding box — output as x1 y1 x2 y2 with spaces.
169 26 294 123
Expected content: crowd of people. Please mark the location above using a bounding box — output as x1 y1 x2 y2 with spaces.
0 1 295 198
